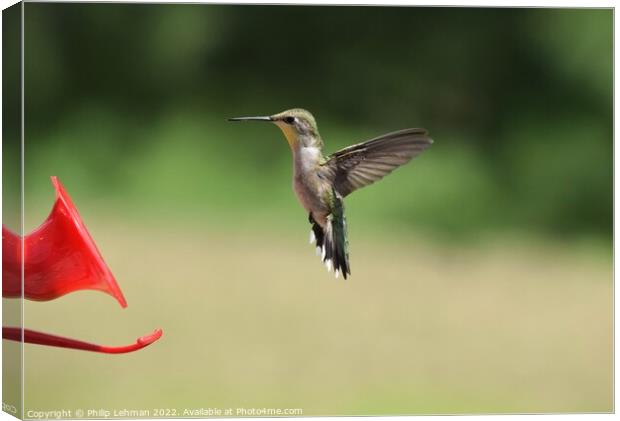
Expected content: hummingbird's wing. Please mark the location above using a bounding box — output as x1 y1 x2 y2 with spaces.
321 128 433 197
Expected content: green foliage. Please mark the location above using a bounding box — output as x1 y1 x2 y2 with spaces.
20 5 612 241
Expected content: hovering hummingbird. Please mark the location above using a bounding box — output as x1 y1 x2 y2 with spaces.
229 109 433 279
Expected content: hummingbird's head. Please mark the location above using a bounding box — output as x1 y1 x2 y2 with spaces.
228 108 322 149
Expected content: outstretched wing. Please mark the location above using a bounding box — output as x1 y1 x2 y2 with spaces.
320 128 433 197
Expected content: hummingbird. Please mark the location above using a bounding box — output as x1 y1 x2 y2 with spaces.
229 109 433 279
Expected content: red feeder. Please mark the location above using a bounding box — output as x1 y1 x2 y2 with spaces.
2 177 161 353
3 177 126 307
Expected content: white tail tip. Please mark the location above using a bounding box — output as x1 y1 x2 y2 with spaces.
309 231 316 244
335 269 340 279
325 259 333 272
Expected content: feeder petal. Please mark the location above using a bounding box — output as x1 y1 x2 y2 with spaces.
2 327 162 354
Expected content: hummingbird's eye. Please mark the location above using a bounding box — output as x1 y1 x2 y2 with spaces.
284 116 296 124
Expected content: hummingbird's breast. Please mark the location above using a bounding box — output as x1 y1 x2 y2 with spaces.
292 146 331 226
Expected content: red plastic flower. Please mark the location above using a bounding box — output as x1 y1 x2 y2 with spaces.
2 176 162 353
3 177 126 306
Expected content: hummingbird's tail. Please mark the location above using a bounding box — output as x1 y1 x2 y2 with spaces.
309 194 350 279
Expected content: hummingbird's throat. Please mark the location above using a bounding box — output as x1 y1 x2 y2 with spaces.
274 122 299 149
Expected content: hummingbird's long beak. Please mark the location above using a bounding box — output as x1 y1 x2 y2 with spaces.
228 116 272 122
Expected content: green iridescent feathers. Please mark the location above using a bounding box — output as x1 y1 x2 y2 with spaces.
309 189 350 279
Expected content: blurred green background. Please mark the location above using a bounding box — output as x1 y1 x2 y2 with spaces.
4 3 613 416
